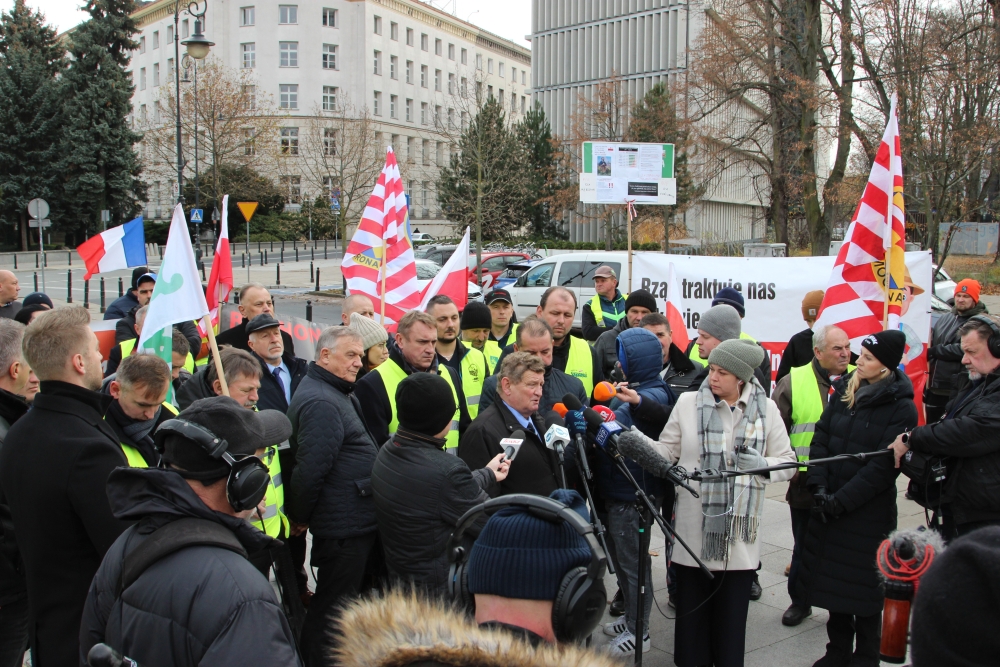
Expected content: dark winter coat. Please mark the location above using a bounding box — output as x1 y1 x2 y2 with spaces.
492 336 602 390
215 318 296 357
287 363 379 539
908 368 1000 526
926 301 988 394
593 318 630 381
0 381 131 667
372 429 497 594
79 467 301 667
776 328 815 382
797 370 917 616
479 365 588 415
174 364 216 411
0 388 28 607
622 343 702 435
103 400 177 468
251 350 308 414
103 291 139 321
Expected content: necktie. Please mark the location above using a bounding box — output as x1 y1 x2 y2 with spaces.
272 366 285 395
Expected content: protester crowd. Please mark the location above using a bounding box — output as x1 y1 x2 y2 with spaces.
0 265 995 667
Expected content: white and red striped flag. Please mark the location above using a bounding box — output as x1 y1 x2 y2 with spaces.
418 227 470 311
814 95 907 349
199 194 234 338
341 147 420 324
665 262 690 352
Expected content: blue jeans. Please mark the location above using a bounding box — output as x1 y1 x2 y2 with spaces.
0 597 27 667
607 498 660 636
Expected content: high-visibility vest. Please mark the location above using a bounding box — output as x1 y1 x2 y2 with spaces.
375 359 461 452
118 402 179 468
788 363 854 471
588 293 627 330
565 336 595 397
484 323 518 372
119 338 195 373
459 347 488 419
689 331 758 366
250 442 287 538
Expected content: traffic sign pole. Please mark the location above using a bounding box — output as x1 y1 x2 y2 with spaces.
27 200 49 292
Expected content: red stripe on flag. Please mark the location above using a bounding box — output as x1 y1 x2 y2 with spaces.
77 235 107 281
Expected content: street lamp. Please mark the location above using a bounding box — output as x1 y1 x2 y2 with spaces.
172 0 214 207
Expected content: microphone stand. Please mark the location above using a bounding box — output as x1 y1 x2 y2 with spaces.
688 449 895 481
555 446 568 490
573 438 615 577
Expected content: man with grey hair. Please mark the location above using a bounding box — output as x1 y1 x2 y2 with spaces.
215 283 294 355
341 294 375 325
287 326 380 665
772 323 852 626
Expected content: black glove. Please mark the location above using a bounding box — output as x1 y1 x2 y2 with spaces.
810 486 829 521
815 491 845 518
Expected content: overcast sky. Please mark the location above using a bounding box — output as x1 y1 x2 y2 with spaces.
17 0 533 46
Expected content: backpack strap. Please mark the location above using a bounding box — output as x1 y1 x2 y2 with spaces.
115 517 247 598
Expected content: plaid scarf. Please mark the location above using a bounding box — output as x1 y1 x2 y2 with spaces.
696 378 768 562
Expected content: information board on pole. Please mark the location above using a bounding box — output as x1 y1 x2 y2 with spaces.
579 142 676 205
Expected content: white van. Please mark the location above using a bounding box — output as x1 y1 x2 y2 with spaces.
507 252 630 329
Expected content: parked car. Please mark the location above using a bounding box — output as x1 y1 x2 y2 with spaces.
415 258 483 303
468 252 531 289
507 252 630 329
932 264 957 301
493 258 543 291
411 232 436 244
415 245 458 265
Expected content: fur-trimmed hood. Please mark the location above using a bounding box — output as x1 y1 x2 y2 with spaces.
334 589 619 667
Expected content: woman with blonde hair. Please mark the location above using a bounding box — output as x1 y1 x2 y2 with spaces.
797 329 917 667
348 312 389 381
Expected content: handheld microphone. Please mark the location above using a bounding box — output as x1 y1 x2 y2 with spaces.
543 412 570 458
501 429 525 462
552 402 569 418
593 381 617 403
595 421 623 450
563 393 618 444
593 405 617 423
617 429 700 498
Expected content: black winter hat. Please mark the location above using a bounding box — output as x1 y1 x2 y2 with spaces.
712 287 746 318
860 329 906 370
911 526 1000 665
130 266 149 291
460 301 492 330
395 372 456 437
624 289 657 313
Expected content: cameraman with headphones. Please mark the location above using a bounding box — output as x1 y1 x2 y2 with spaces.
332 489 617 667
890 314 1000 539
79 396 301 666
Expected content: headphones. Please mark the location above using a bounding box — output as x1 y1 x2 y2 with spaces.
446 494 608 643
153 419 271 512
969 315 1000 358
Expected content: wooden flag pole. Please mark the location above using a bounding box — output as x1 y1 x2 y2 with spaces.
379 236 388 325
204 316 230 396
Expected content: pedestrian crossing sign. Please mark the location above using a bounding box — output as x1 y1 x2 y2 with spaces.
190 208 204 223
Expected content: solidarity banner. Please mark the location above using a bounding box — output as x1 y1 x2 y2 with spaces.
632 252 933 416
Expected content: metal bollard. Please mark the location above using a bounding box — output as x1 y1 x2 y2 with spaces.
311 247 315 261
66 270 73 303
118 277 124 297
35 254 38 269
259 252 264 266
281 240 285 252
68 251 72 266
324 240 328 259
270 240 274 252
306 299 313 322
241 253 245 268
276 264 280 286
12 255 16 270
295 248 299 262
100 277 106 313
83 279 90 309
43 253 46 268
315 268 320 292
310 261 314 283
33 272 38 291
280 248 284 263
265 250 268 265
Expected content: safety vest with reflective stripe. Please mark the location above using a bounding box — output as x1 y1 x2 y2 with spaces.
483 323 518 372
118 402 179 468
250 442 287 538
688 330 758 366
565 336 595 397
375 359 461 452
459 347 488 420
788 363 855 471
588 292 627 330
119 338 195 373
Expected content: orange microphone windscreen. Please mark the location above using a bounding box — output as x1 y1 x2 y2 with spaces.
593 381 617 403
553 403 568 418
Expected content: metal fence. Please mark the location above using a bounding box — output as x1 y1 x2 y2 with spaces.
939 222 998 256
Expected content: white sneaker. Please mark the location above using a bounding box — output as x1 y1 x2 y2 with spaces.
603 614 627 636
608 629 651 656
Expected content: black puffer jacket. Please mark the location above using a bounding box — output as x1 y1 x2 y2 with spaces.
287 363 379 539
80 468 300 667
479 365 588 415
372 429 497 595
797 370 917 616
926 301 988 393
908 368 1000 526
0 388 27 607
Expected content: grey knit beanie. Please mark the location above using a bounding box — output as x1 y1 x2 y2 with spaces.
348 311 388 350
698 304 742 342
708 338 765 383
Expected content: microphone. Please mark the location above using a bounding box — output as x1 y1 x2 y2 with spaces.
543 412 570 457
593 405 617 423
501 429 525 461
563 393 619 445
552 402 568 418
617 429 700 498
593 381 617 403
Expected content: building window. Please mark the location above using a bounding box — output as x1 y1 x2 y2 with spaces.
182 19 189 38
420 102 428 125
420 33 428 51
166 25 173 43
241 6 255 25
373 91 381 116
321 7 337 26
498 62 504 78
390 21 398 40
323 176 338 198
521 96 526 113
154 101 161 123
448 73 455 94
487 84 493 98
279 84 298 109
280 175 301 202
322 44 337 70
280 129 299 155
475 53 482 70
488 58 493 74
447 107 454 129
373 15 382 34
139 36 145 53
405 60 413 84
421 140 429 165
152 30 159 49
243 84 256 110
435 105 441 126
434 69 441 91
448 43 455 60
405 98 413 122
373 50 381 75
406 137 415 163
420 65 427 88
279 42 298 67
511 66 516 81
421 181 428 213
322 85 338 110
323 128 337 156
389 94 397 118
461 48 467 65
279 5 297 24
389 55 397 79
434 38 442 55
511 92 516 110
153 63 160 87
406 28 413 46
461 76 467 95
167 58 174 83
243 128 256 155
241 43 255 69
461 110 468 127
521 71 526 85
498 89 504 107
139 67 146 90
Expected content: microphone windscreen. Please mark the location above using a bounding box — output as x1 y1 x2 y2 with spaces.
544 410 564 428
617 429 673 477
593 381 617 403
553 403 568 418
582 407 605 429
593 405 616 423
509 429 525 442
562 393 583 411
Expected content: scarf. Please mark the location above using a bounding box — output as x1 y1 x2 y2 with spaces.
696 378 768 562
110 399 160 443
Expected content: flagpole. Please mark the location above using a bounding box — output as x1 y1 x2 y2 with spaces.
379 236 388 325
203 315 230 397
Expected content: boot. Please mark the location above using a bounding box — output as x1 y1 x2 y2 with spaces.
812 613 854 667
609 588 625 617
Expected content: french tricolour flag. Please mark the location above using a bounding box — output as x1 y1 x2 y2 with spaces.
78 217 148 280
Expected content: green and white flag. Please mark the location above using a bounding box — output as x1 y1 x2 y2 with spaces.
137 203 209 403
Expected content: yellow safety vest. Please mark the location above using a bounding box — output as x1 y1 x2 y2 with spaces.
564 336 595 397
119 338 195 374
250 443 287 538
483 323 518 373
118 402 179 468
588 293 627 330
459 347 488 420
375 359 461 452
689 331 757 366
788 363 854 471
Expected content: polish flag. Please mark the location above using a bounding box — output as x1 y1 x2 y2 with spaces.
665 262 689 351
418 227 470 311
78 216 148 280
200 195 233 337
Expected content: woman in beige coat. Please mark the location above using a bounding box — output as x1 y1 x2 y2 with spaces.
654 338 795 667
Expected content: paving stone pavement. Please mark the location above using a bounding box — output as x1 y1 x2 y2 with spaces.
589 477 923 666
